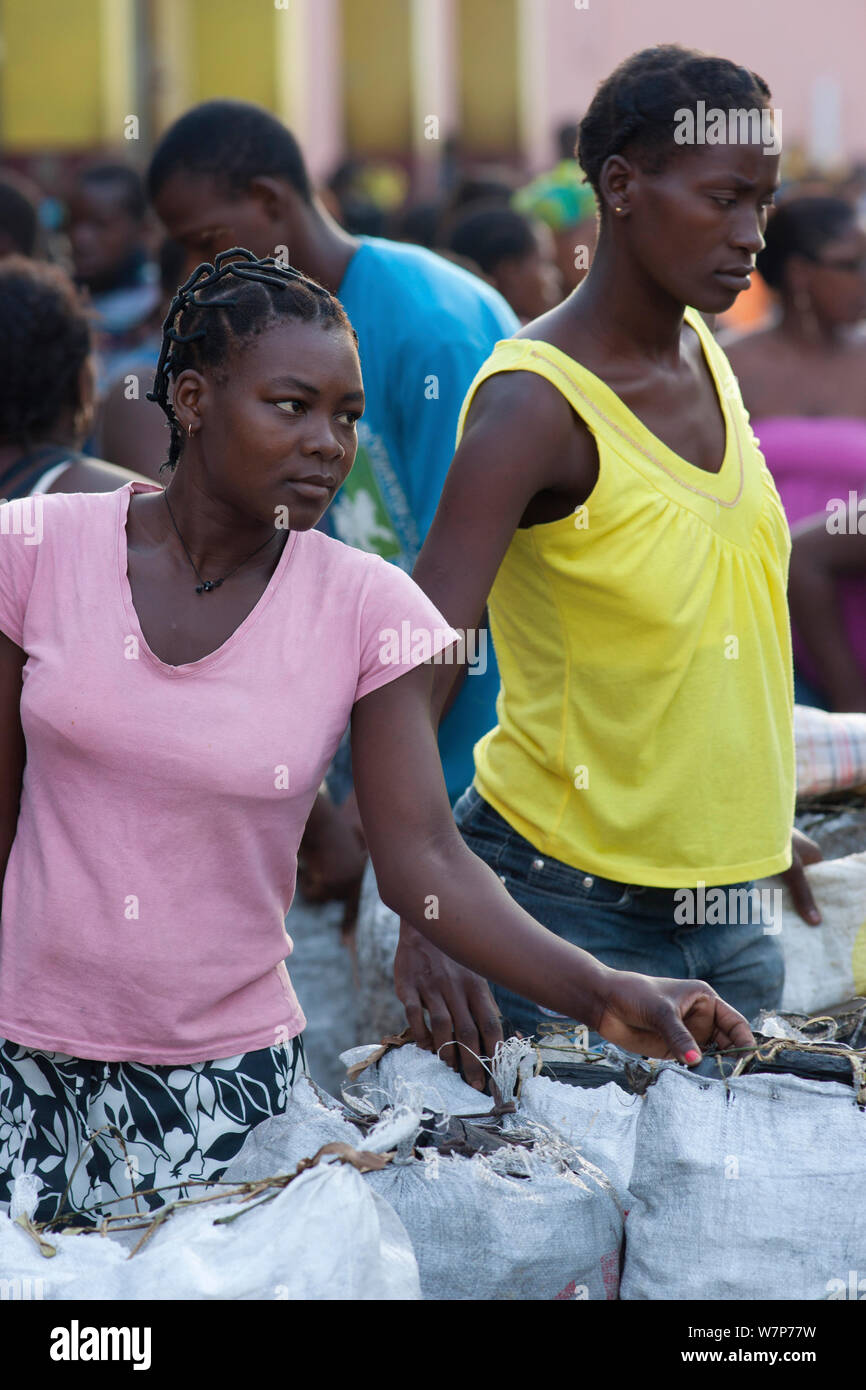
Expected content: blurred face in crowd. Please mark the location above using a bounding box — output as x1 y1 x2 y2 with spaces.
153 172 292 276
67 180 144 292
792 220 866 327
495 222 563 321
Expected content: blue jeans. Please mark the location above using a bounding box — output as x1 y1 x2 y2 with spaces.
453 785 784 1037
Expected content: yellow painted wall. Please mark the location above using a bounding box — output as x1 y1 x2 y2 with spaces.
189 0 277 109
0 0 103 148
457 0 518 152
341 0 411 154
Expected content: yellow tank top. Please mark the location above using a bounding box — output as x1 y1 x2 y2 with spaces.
457 308 795 888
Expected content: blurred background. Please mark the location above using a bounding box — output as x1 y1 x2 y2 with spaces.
1 0 865 352
1 0 865 184
1 0 865 323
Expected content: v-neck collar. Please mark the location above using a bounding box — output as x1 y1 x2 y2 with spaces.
517 307 742 508
116 481 299 676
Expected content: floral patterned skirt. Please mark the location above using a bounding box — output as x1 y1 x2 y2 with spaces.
0 1035 306 1227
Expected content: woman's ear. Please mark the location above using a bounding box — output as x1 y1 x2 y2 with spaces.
172 369 206 436
598 155 633 219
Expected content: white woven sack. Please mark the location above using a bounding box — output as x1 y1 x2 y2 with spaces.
767 851 866 1012
620 1067 866 1301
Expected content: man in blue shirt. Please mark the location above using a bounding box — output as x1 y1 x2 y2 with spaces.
148 102 516 1083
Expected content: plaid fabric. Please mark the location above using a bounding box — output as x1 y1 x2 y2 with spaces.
794 704 866 798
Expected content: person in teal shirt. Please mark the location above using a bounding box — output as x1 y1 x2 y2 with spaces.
332 233 517 799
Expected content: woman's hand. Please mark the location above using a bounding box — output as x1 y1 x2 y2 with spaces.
779 827 823 925
394 921 504 1090
594 972 755 1063
352 667 757 1076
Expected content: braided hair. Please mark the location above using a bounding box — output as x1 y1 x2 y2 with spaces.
578 45 772 201
146 247 357 474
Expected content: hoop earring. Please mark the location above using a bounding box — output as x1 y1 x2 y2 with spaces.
187 424 193 438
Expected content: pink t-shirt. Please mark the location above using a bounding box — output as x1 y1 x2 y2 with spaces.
0 481 458 1064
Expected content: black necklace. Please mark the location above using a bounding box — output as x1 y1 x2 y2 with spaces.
163 491 280 594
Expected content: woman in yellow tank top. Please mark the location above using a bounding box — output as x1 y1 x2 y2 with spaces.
396 45 822 1051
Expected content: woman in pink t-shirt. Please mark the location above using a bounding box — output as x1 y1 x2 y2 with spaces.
0 250 752 1225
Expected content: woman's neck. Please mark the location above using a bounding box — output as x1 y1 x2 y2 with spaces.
564 237 689 366
157 468 286 575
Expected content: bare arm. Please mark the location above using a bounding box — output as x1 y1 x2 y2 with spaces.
412 369 598 722
352 661 755 1063
394 370 598 1076
788 512 866 711
0 631 25 903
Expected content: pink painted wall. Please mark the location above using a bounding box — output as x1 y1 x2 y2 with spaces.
534 0 866 172
300 0 344 181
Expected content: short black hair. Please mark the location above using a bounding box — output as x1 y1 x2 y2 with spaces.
445 203 537 275
78 161 147 221
388 200 441 249
578 45 771 197
446 173 516 215
147 101 312 204
757 195 858 290
147 248 356 473
0 171 39 256
0 257 92 448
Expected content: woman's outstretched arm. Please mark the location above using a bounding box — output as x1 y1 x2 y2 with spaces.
351 660 755 1067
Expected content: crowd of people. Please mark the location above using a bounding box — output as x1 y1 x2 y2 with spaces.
0 42 863 1224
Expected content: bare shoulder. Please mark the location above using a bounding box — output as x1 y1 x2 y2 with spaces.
461 366 597 502
50 457 153 494
465 364 579 439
